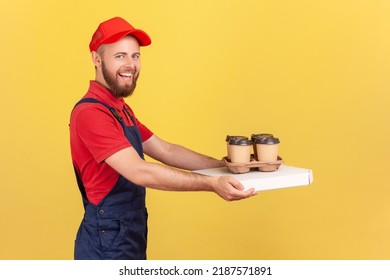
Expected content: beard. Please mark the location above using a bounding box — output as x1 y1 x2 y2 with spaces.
101 61 139 98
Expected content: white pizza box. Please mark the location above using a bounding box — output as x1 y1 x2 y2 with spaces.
194 165 313 192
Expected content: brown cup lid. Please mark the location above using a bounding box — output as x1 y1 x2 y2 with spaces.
225 135 248 142
255 136 280 144
251 133 274 142
229 138 253 146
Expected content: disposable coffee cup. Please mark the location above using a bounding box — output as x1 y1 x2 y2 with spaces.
255 136 280 162
226 135 248 160
251 133 273 159
228 138 252 163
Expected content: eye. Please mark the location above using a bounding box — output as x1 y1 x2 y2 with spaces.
132 53 140 60
115 54 125 60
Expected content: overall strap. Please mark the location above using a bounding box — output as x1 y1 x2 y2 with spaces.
72 98 127 204
73 98 124 123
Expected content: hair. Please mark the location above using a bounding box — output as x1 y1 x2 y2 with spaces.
96 44 106 56
93 45 105 71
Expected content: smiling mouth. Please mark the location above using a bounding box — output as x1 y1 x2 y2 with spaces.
119 72 133 78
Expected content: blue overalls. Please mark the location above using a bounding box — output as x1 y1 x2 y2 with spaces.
72 98 148 260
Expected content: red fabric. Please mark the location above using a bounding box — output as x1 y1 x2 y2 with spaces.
89 17 151 52
70 81 153 205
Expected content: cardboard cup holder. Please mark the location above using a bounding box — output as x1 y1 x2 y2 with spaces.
223 155 284 174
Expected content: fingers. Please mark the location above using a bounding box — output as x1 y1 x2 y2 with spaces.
246 188 258 197
231 187 257 201
217 176 257 201
227 176 245 190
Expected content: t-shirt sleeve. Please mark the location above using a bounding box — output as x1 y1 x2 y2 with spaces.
125 105 154 142
134 116 153 142
74 105 131 163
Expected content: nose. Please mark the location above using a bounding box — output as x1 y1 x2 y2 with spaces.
125 56 140 70
125 57 135 66
123 60 136 73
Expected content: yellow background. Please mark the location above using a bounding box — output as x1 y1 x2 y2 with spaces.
1 0 389 259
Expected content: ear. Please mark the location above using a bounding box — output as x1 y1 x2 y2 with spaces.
91 51 102 67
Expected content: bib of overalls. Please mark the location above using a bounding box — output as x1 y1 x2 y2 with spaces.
72 98 148 260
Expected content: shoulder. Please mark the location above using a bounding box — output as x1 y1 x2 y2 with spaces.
71 101 112 121
70 101 122 134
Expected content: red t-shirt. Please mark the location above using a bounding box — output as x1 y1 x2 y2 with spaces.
70 81 153 205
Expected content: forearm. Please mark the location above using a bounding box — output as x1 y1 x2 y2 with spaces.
105 146 215 191
130 160 216 191
105 147 255 201
161 143 225 170
126 160 254 201
143 135 225 170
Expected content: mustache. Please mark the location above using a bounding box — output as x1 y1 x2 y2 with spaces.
118 67 136 73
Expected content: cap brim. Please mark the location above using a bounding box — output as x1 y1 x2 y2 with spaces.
102 29 151 47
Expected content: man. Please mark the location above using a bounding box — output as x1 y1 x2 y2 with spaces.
69 17 255 260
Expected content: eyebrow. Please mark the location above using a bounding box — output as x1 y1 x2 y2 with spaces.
114 52 127 56
113 52 140 56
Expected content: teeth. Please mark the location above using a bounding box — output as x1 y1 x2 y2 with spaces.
120 73 132 77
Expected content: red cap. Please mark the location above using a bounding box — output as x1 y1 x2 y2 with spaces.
89 17 151 52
